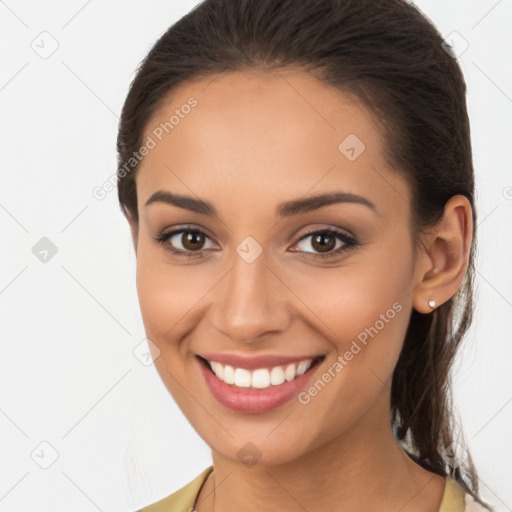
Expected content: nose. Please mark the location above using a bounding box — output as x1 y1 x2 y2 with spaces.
210 249 292 344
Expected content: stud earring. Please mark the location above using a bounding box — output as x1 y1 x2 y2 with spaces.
428 300 436 309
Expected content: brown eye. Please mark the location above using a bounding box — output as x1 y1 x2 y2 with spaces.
311 232 336 253
181 231 206 251
290 228 358 259
154 227 217 257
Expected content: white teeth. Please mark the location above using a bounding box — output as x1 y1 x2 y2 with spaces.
223 365 235 385
251 368 271 389
297 360 312 376
270 366 285 385
234 368 251 388
284 363 296 381
206 357 316 389
210 361 224 380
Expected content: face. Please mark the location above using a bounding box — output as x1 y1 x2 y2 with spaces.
131 69 423 465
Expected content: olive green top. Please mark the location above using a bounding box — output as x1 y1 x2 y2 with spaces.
137 465 487 511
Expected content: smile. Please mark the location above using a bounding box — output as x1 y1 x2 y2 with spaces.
204 356 317 389
196 354 325 413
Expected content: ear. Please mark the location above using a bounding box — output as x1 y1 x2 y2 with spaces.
124 206 139 255
412 195 474 314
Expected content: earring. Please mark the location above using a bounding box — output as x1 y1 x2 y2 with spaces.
428 300 436 309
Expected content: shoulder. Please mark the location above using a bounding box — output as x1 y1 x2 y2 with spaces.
136 466 213 512
439 477 489 512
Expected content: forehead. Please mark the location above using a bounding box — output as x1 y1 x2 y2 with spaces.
137 69 410 219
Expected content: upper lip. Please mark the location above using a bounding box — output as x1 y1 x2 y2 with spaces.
197 352 325 370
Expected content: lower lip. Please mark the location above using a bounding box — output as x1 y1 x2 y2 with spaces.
197 356 323 414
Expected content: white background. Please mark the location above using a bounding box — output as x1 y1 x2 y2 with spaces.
0 1 510 510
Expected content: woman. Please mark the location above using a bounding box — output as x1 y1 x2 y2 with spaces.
117 0 492 510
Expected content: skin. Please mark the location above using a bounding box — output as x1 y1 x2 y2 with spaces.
126 69 473 512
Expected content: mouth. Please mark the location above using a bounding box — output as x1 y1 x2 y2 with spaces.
196 354 325 389
195 353 326 413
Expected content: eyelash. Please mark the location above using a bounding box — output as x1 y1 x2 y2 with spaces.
153 226 359 260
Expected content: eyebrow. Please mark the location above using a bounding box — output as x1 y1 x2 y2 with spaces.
144 189 377 217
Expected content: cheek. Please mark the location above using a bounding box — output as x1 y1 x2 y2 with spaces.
286 268 411 443
289 255 411 341
136 256 172 336
285 245 413 388
302 277 408 395
135 247 190 343
134 249 203 404
134 245 218 353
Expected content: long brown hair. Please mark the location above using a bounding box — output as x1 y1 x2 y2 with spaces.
116 0 490 508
